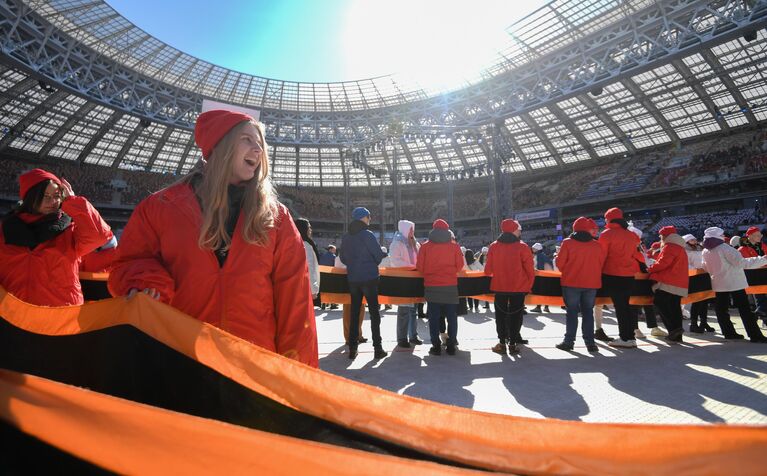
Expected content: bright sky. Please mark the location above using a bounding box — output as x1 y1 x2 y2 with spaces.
107 0 548 90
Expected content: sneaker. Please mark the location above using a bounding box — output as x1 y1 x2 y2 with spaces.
531 306 542 313
440 332 448 345
724 333 745 340
586 343 600 353
358 336 368 343
508 343 520 354
608 339 637 348
446 345 456 355
428 345 441 356
594 328 613 342
373 347 388 359
543 306 550 313
702 324 715 332
650 327 668 337
409 337 423 345
515 337 529 345
491 343 507 355
348 347 358 359
688 324 703 334
634 329 645 339
750 335 767 343
330 304 339 310
397 340 410 348
555 342 574 351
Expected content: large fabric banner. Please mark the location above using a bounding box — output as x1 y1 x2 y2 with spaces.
317 266 767 306
1 287 765 475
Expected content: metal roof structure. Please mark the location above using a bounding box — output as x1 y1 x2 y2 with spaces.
0 0 766 187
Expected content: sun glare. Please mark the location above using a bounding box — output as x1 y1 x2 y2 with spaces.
341 0 546 92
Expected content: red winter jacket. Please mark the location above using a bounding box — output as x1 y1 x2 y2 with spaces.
0 196 112 306
416 237 464 287
108 183 318 367
647 234 689 296
739 241 767 258
555 234 605 289
484 237 535 293
80 244 117 273
599 223 640 277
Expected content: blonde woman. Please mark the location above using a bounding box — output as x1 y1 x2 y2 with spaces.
109 110 318 366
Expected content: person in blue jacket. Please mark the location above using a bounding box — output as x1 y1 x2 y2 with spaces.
340 207 387 360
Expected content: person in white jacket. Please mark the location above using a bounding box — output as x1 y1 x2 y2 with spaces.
294 218 320 300
389 219 421 347
701 227 767 342
683 234 713 333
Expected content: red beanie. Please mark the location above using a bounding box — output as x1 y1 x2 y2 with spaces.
195 110 255 159
501 219 520 233
746 226 761 236
432 219 449 230
19 168 60 200
572 216 594 233
604 207 623 222
659 226 677 237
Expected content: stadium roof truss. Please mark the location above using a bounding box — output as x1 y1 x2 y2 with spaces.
0 0 765 185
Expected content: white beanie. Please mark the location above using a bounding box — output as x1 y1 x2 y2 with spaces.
460 246 466 253
729 236 741 247
532 243 543 251
682 234 696 243
481 246 489 254
703 227 724 239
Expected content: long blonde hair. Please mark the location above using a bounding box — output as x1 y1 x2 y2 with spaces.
181 120 278 251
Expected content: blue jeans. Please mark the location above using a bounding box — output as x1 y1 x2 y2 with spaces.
562 287 597 345
427 302 457 347
396 306 418 341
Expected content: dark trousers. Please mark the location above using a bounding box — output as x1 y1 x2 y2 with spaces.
602 275 637 341
494 293 526 344
714 290 764 339
653 290 683 333
690 300 710 326
427 303 457 347
348 279 382 348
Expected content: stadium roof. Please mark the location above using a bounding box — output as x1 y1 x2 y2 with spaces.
0 0 766 186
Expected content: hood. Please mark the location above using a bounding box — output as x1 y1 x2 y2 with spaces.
663 233 686 248
349 219 368 235
428 227 451 243
398 219 414 237
702 237 724 250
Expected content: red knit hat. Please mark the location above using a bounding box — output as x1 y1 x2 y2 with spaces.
432 219 449 230
746 226 761 236
501 218 520 233
194 110 255 159
659 226 677 237
19 168 60 200
572 216 595 232
604 207 623 222
650 241 661 249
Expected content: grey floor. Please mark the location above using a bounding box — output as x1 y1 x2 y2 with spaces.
317 305 767 424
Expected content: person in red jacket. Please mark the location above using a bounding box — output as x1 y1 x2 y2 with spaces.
79 234 118 273
416 219 464 356
554 217 605 352
739 226 767 321
599 207 641 348
0 168 112 306
109 110 318 367
484 219 534 355
647 226 689 343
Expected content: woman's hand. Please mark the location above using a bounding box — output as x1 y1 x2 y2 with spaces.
59 178 75 199
127 288 161 300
